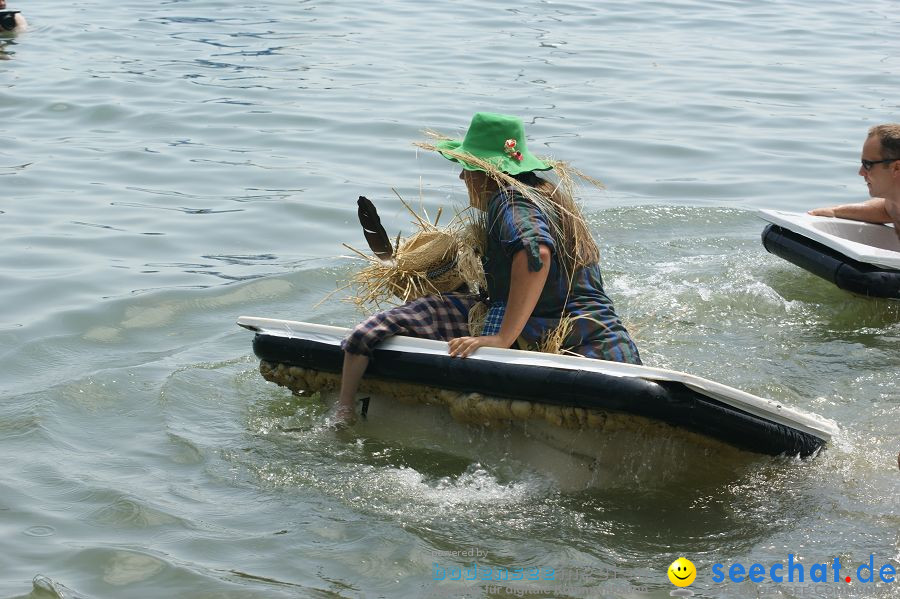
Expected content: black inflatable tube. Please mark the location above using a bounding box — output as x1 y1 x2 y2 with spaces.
762 224 900 298
252 333 825 457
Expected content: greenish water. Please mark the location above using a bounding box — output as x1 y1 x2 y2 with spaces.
1 1 898 598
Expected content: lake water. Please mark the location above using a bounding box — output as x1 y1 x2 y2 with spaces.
1 1 898 597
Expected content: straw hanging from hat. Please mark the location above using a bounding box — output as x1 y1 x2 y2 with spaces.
342 193 487 311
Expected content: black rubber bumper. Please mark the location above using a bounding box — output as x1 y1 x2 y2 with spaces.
762 224 900 298
253 333 826 457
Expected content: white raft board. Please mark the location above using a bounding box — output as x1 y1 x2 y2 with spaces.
237 316 838 445
758 209 900 270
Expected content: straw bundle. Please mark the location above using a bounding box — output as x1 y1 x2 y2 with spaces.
343 197 487 310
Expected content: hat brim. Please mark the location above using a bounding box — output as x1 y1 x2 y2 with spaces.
435 139 553 175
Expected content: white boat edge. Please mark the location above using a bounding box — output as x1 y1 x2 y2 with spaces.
237 316 839 443
758 208 900 270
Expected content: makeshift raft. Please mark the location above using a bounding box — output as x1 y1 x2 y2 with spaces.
759 209 900 298
238 317 837 459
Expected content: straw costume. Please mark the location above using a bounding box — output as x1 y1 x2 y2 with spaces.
336 112 640 423
341 112 640 365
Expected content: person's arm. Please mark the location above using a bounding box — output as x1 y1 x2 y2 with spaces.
447 245 550 358
808 198 891 223
495 245 551 346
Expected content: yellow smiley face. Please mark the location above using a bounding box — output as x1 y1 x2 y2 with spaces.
668 557 696 587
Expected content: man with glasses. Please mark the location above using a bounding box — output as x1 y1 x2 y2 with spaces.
809 124 900 239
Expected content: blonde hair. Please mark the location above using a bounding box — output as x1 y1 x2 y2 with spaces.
517 170 601 272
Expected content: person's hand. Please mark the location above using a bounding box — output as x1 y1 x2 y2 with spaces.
447 335 508 358
808 207 835 217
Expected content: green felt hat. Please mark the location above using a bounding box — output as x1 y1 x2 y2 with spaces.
435 112 552 175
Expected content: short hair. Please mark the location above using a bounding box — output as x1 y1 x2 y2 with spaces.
867 124 900 158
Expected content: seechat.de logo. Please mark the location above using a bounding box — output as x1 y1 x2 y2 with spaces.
668 557 697 596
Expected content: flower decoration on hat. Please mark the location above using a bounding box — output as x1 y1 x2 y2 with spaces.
504 138 524 162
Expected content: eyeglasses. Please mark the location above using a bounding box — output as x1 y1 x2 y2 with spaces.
860 158 898 171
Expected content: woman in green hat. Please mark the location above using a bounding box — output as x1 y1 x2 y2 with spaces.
336 112 640 422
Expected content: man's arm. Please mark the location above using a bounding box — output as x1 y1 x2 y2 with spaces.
808 198 891 223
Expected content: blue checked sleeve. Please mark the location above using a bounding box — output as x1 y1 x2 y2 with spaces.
490 192 556 272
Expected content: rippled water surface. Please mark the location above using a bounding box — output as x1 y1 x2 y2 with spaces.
1 1 898 597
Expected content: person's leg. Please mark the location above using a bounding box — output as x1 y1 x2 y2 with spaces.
334 293 477 422
335 351 369 422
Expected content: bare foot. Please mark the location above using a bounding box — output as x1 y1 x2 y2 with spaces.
329 402 357 428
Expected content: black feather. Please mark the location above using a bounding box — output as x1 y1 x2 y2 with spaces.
357 196 393 261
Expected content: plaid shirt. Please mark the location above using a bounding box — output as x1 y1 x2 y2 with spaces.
483 188 641 364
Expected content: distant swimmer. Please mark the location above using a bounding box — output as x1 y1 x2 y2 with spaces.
809 124 900 241
0 0 27 34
